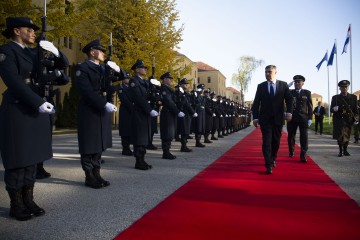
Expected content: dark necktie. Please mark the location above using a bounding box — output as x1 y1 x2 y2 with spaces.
270 83 274 98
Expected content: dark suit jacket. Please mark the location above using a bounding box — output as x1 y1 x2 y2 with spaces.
290 89 313 123
313 105 326 119
251 80 293 125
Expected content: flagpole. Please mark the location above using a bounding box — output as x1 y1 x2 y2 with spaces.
327 64 330 125
350 24 353 93
335 39 339 94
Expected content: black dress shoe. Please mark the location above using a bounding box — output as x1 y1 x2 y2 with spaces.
195 142 206 147
204 139 213 143
272 161 276 167
180 147 192 152
135 162 152 170
211 136 218 140
187 136 193 139
300 157 307 163
289 152 294 158
338 151 343 157
266 167 272 174
162 152 176 160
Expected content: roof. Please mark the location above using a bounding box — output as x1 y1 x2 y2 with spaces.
226 87 240 94
196 61 218 71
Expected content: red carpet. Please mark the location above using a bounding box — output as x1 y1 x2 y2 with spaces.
114 128 360 240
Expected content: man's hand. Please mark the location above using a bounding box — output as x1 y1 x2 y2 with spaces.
333 106 339 112
308 119 312 127
285 113 292 122
253 119 259 128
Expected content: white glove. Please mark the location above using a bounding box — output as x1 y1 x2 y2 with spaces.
225 114 228 117
308 120 312 127
150 79 161 87
105 102 117 112
178 112 185 117
354 121 359 125
333 106 339 112
197 88 202 92
193 113 198 117
233 114 235 117
212 113 216 117
107 61 120 72
220 115 223 117
39 40 60 57
150 110 159 117
39 102 54 113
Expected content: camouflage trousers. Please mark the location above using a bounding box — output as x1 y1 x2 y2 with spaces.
337 126 352 145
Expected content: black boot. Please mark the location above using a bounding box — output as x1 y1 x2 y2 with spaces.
122 146 133 156
93 168 110 187
180 138 192 152
204 134 213 143
22 185 45 216
195 139 205 147
343 144 350 156
135 157 152 170
36 162 51 179
211 134 218 140
84 170 103 189
300 151 307 162
7 189 32 221
338 145 343 157
146 143 158 150
217 131 224 138
162 149 176 160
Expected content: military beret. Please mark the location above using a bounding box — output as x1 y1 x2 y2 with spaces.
338 80 350 87
293 75 305 82
179 78 188 85
82 39 106 53
131 59 148 70
2 17 40 38
160 72 173 80
197 83 205 89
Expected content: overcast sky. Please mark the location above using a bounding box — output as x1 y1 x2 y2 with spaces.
175 0 360 102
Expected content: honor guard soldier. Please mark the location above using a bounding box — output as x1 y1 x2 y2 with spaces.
117 70 134 156
192 84 206 147
159 72 185 159
128 59 159 170
216 95 225 138
330 80 359 157
287 75 313 162
176 78 197 152
0 17 69 220
210 91 219 140
75 39 119 188
203 89 214 143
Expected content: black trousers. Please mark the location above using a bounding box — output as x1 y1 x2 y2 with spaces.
161 140 172 150
80 153 102 171
4 165 36 191
314 117 324 134
260 120 282 167
287 121 308 154
121 136 131 148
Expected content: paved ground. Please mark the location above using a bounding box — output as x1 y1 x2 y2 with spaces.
0 126 359 240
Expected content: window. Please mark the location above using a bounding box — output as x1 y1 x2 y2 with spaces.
64 37 68 48
69 37 72 49
208 77 211 83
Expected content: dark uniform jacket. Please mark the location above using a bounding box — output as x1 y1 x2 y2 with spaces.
204 96 214 133
75 60 112 154
0 41 68 169
192 91 206 133
330 93 359 139
160 84 179 140
290 89 313 123
251 80 293 126
176 90 194 135
117 83 133 137
127 75 152 145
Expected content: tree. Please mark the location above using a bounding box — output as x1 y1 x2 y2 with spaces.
232 56 263 104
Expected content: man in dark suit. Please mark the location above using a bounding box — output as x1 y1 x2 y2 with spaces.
287 75 313 162
313 101 326 135
251 65 293 174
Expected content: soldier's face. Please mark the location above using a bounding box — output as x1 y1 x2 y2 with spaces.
14 27 36 45
294 80 304 90
91 49 105 62
181 83 188 90
340 85 348 94
136 67 147 77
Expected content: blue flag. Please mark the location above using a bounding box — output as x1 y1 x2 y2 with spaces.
316 51 328 71
327 43 337 66
342 25 351 54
